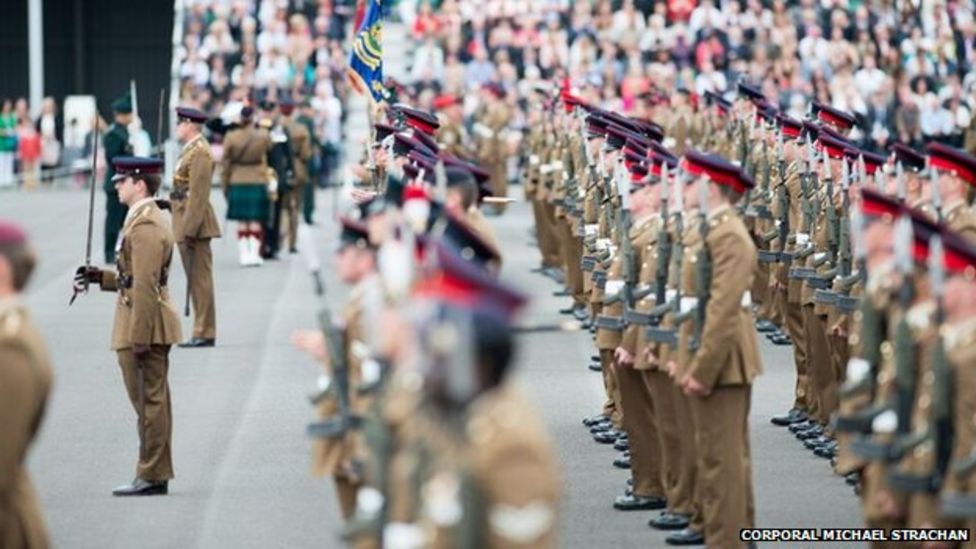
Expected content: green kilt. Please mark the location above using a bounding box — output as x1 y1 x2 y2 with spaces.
226 184 270 221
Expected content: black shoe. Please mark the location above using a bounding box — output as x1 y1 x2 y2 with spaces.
559 306 575 315
590 421 612 434
666 528 706 546
845 472 860 486
588 361 602 372
289 247 298 254
788 420 813 434
649 511 690 531
771 408 807 426
771 334 793 346
755 319 777 332
112 478 168 497
805 435 834 450
573 307 590 321
530 266 547 274
613 454 631 469
178 337 216 348
582 414 608 427
613 493 666 511
594 429 622 444
797 426 824 441
553 289 571 297
814 442 837 459
613 438 630 452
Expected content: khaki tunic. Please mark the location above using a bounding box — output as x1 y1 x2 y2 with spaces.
0 299 52 549
686 206 763 389
171 134 221 242
220 125 272 190
100 200 183 350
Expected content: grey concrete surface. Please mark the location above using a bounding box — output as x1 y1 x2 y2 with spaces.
2 189 861 548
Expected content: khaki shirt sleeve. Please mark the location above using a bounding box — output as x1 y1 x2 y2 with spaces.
0 343 34 497
186 151 213 238
100 270 119 292
689 229 755 388
127 224 166 345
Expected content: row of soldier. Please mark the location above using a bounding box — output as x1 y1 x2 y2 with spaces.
520 77 976 547
2 89 566 549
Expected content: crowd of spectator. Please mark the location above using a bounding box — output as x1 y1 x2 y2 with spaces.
176 0 357 185
397 0 976 155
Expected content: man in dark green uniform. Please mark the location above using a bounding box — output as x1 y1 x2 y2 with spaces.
297 99 319 225
103 93 135 263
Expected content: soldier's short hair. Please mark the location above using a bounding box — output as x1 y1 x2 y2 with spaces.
719 185 743 204
138 174 162 196
0 242 36 291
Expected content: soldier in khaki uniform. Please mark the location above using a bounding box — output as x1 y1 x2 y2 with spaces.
476 84 513 215
680 150 761 548
611 164 666 512
433 94 470 160
0 222 52 549
280 99 313 254
74 156 182 496
172 107 221 348
929 143 976 243
292 218 376 520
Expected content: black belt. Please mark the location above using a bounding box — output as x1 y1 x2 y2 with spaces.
757 250 780 263
645 326 677 346
624 309 655 326
887 471 939 493
581 257 596 272
595 315 625 332
814 290 837 306
806 276 832 290
835 295 860 313
789 266 816 280
941 493 976 519
779 251 794 265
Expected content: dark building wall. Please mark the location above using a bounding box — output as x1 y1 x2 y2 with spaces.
0 0 173 136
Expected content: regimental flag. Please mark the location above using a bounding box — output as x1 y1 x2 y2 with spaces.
347 0 384 103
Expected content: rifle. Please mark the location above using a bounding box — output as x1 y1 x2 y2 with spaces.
888 235 953 493
155 88 165 156
301 225 363 438
775 130 790 260
654 162 672 307
834 208 886 432
604 156 636 309
850 215 917 461
689 175 712 352
69 116 100 306
646 166 687 347
930 158 943 222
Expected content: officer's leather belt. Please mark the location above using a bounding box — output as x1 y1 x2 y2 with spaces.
170 188 188 201
595 315 625 332
779 251 794 265
581 257 596 271
645 326 678 346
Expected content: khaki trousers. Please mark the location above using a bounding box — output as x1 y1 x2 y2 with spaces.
803 305 834 425
600 349 623 428
532 197 561 268
281 185 305 251
556 221 585 307
689 385 755 548
645 370 683 510
539 202 562 268
617 365 664 498
335 474 361 521
117 346 174 481
784 300 808 412
179 239 217 340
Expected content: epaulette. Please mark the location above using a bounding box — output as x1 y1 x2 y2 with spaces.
1 308 22 337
